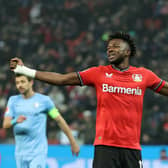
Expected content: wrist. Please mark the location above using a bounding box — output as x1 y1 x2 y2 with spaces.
11 117 18 126
70 139 76 145
14 65 36 78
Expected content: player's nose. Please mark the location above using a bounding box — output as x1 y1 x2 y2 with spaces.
17 84 23 88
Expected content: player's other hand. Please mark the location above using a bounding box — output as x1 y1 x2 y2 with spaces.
10 57 24 71
71 142 80 156
17 115 27 123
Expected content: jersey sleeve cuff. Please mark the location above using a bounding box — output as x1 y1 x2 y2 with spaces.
154 80 165 92
77 72 84 86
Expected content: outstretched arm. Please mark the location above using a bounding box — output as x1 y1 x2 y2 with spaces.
10 57 81 86
36 71 80 85
159 82 168 96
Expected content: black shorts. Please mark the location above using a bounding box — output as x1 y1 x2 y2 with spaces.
93 145 143 168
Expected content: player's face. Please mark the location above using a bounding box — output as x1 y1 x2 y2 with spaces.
15 76 33 95
107 39 130 65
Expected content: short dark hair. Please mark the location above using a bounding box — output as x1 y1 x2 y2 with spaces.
108 32 136 57
15 74 33 81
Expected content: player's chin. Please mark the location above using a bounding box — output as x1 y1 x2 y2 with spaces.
18 89 25 94
108 58 117 64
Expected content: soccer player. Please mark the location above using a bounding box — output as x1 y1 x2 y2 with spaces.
3 74 79 168
10 32 168 168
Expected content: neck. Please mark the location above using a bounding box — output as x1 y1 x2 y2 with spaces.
23 89 35 99
112 63 129 70
112 58 129 71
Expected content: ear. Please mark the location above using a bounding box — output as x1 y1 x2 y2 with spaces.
125 50 131 57
30 80 34 86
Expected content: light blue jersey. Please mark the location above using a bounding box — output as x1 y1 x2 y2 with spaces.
5 93 55 158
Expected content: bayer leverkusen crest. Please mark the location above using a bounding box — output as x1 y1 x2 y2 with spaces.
132 74 142 82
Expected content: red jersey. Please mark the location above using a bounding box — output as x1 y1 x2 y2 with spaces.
78 65 165 150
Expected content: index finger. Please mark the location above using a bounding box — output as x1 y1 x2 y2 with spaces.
10 57 20 62
10 57 24 65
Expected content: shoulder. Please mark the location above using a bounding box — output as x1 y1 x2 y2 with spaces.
98 65 111 70
89 65 110 72
8 95 21 101
34 93 50 100
130 66 160 81
81 65 108 71
35 93 52 102
7 95 21 105
130 66 152 73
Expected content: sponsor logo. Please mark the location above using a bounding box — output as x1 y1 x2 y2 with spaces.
102 84 142 95
105 73 113 78
132 74 142 82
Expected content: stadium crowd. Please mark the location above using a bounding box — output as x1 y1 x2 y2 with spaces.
0 0 168 145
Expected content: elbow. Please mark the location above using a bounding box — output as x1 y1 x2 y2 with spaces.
2 124 6 129
2 122 10 129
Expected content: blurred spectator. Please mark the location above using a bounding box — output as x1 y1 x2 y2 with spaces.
79 110 95 144
160 149 168 160
57 121 82 145
156 112 168 144
0 0 168 144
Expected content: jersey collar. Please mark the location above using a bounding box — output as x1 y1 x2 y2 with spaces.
112 65 130 72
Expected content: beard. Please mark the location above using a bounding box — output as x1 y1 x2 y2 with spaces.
109 55 125 65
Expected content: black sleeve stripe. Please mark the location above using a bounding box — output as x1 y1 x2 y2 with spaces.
77 72 84 86
153 80 163 91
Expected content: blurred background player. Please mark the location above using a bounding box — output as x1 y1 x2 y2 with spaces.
3 74 79 168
